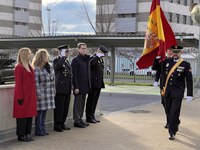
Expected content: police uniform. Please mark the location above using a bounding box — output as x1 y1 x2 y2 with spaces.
163 46 193 140
86 45 108 123
53 45 72 131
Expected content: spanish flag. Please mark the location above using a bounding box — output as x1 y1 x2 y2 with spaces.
136 0 177 69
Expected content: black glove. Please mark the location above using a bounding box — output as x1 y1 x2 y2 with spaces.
17 99 24 105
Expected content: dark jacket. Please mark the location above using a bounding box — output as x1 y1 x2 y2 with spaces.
163 59 193 98
89 55 105 89
152 57 172 89
53 56 72 94
71 54 91 94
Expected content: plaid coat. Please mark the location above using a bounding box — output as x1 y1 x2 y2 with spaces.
34 66 56 111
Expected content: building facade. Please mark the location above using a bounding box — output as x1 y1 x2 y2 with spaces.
0 0 42 37
96 0 200 35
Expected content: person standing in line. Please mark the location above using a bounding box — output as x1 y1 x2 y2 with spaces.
53 45 72 132
86 45 108 123
152 48 173 128
32 49 56 136
71 42 90 128
13 47 37 142
162 46 193 140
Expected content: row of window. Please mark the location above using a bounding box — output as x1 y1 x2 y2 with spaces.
13 7 28 12
168 13 193 25
170 0 199 6
116 13 192 25
14 22 28 26
117 13 135 18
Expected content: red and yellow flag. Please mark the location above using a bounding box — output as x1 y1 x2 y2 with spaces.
136 0 177 69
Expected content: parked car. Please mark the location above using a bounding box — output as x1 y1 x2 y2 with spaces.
129 67 155 76
0 58 15 84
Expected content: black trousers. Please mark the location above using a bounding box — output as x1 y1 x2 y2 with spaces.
54 93 71 127
161 96 168 125
86 88 101 120
16 117 33 136
73 94 86 123
165 97 182 135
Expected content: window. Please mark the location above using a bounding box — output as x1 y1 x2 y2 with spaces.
183 15 187 24
190 18 193 25
176 14 179 23
176 0 180 4
184 0 187 6
169 13 172 22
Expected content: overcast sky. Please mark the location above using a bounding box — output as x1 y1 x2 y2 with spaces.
42 0 96 35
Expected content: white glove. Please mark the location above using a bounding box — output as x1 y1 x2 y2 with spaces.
155 56 161 59
186 96 193 102
96 53 105 57
153 81 158 87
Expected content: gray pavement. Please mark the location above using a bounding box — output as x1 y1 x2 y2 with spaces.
0 85 200 150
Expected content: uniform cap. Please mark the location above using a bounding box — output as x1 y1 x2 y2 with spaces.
170 45 183 53
57 45 69 51
99 45 108 53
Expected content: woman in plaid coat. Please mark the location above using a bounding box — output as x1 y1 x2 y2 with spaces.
32 49 56 136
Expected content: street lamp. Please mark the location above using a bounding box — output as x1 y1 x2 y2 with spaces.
52 21 56 36
190 3 200 87
46 7 51 36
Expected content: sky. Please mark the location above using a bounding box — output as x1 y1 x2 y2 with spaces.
42 0 96 35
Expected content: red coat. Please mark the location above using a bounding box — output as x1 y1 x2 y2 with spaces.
13 64 37 118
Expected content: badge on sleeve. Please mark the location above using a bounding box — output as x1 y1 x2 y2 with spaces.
189 67 192 72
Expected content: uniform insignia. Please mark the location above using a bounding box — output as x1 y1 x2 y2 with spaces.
178 66 184 69
177 69 183 72
189 68 192 72
166 63 169 67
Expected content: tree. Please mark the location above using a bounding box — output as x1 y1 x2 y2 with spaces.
80 0 115 35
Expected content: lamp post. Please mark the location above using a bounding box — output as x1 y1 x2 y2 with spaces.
52 21 56 36
46 7 51 36
190 3 200 87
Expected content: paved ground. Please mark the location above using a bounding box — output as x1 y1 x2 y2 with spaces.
0 85 200 150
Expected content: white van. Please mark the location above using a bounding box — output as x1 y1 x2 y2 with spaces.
129 67 155 76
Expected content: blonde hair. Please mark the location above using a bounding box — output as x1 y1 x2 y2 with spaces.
17 47 31 70
32 49 49 68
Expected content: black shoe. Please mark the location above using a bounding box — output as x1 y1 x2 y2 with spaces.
35 133 46 136
86 119 97 123
54 126 63 132
25 135 34 141
169 134 175 140
18 135 30 142
81 122 89 126
93 118 100 123
74 123 86 128
61 124 71 130
164 124 169 129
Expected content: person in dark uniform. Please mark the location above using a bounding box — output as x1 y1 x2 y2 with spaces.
152 48 173 129
53 45 72 132
162 45 193 140
86 45 109 123
71 42 90 128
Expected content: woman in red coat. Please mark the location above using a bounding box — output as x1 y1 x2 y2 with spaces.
13 47 37 142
